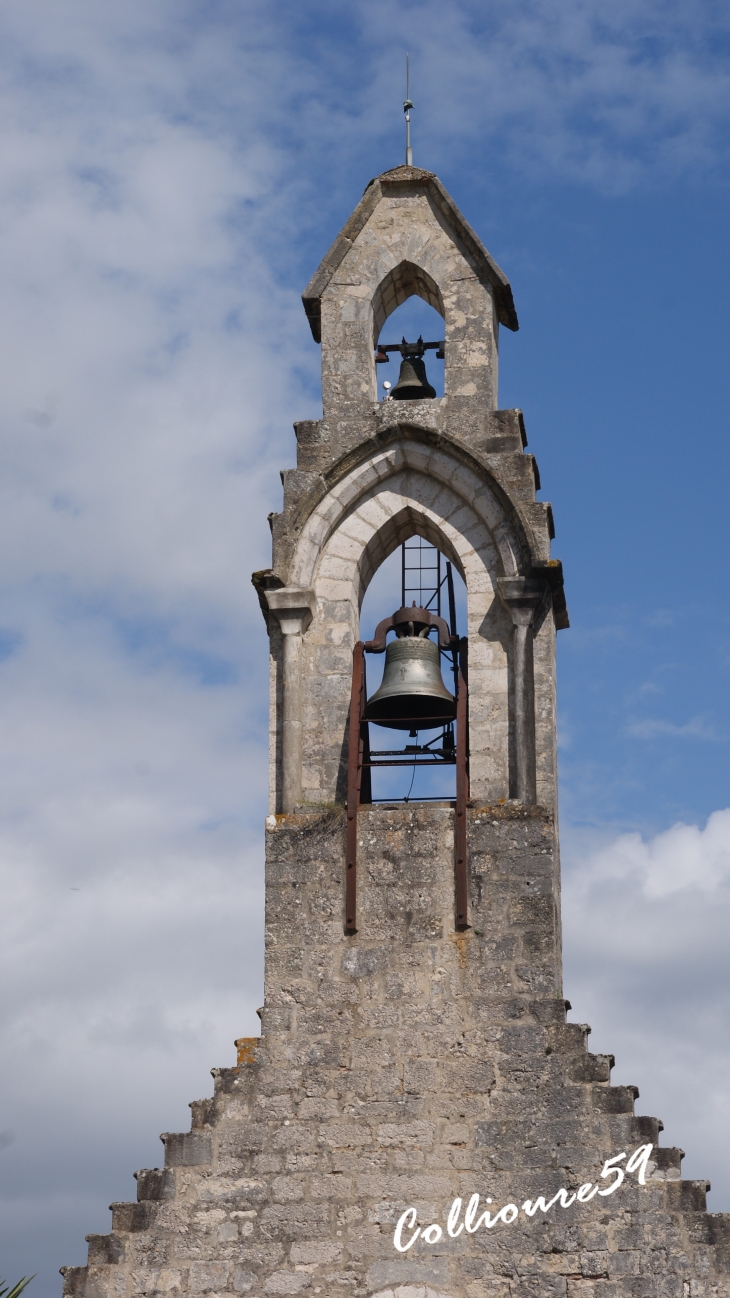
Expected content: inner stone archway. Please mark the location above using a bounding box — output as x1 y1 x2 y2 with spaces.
292 456 522 809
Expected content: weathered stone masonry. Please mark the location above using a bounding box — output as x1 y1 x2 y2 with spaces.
63 165 730 1298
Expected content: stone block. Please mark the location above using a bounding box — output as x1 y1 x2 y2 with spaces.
162 1132 212 1168
110 1201 158 1233
260 1204 332 1240
263 1272 312 1294
290 1240 343 1265
187 1263 230 1293
233 1270 258 1292
365 1261 452 1290
136 1169 175 1203
85 1235 125 1266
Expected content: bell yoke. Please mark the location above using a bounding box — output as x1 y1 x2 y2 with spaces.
375 334 442 400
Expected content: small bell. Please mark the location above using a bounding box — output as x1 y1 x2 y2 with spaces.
365 621 455 730
390 336 437 401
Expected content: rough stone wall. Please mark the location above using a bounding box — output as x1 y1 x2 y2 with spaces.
62 807 730 1298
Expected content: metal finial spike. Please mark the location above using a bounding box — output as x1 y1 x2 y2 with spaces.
404 52 413 166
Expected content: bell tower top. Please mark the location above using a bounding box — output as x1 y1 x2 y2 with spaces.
255 165 567 820
301 165 518 457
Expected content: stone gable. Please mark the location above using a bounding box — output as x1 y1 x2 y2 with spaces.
62 166 730 1298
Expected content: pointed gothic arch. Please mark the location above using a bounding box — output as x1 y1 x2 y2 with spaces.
289 433 531 595
286 432 529 809
357 504 465 609
371 260 445 343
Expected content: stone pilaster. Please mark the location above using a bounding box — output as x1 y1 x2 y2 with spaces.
266 588 316 813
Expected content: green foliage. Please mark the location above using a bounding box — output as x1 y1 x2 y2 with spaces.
0 1279 35 1298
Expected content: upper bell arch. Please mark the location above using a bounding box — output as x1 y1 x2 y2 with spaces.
302 165 519 430
303 166 518 341
371 260 444 343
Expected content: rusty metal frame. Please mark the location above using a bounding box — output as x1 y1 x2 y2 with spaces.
454 637 470 930
346 642 366 934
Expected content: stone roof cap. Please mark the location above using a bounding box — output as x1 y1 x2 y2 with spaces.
302 164 519 342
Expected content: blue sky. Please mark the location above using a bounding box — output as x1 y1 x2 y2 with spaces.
0 1 729 1292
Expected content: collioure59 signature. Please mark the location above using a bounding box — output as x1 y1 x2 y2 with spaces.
393 1143 654 1252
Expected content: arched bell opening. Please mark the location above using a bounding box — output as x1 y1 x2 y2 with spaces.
290 442 524 815
375 297 445 400
372 261 445 402
357 533 468 809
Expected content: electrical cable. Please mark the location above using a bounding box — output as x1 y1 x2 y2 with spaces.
403 730 418 802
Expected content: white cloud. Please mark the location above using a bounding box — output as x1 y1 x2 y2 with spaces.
627 715 721 740
0 7 311 1290
359 0 730 190
563 811 730 1205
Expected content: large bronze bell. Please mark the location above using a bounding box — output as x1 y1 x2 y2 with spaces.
365 624 455 730
390 337 437 401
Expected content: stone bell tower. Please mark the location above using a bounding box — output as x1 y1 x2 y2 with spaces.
63 165 730 1298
